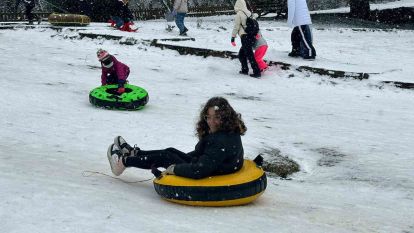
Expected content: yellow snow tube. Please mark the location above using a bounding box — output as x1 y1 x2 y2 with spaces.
153 160 267 207
48 13 90 26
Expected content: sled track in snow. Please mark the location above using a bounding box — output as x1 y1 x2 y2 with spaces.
76 32 414 91
78 32 373 81
2 24 412 90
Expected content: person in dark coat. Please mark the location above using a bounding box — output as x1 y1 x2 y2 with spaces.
107 97 247 179
15 0 41 24
231 0 261 78
110 0 136 31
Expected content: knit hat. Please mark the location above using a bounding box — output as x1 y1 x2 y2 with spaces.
97 49 110 61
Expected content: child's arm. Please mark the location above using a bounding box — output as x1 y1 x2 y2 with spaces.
115 63 129 88
101 69 106 86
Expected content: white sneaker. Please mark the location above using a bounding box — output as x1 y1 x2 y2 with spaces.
107 144 126 176
114 136 139 156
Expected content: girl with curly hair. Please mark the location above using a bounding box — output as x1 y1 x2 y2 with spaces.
107 97 247 179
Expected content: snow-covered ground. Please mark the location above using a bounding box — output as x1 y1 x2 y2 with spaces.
1 15 414 233
77 16 414 82
311 0 414 13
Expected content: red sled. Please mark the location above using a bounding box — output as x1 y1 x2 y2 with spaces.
108 20 137 32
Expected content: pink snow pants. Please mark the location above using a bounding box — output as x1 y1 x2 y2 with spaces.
254 45 268 71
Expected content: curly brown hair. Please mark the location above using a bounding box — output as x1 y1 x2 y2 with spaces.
196 97 247 139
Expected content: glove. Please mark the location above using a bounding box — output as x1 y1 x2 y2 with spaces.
117 87 125 94
172 9 177 16
151 164 162 178
165 164 175 175
231 37 236 47
255 34 261 40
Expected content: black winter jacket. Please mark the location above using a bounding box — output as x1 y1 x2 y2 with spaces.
113 1 134 20
24 0 35 7
174 131 244 179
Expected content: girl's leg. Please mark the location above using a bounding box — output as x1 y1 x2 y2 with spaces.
241 35 260 75
238 46 248 73
124 148 192 169
254 45 268 71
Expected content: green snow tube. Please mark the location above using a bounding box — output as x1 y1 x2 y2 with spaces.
89 84 149 110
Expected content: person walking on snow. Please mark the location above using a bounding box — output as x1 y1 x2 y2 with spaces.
15 0 41 25
231 0 261 78
97 49 130 94
287 0 316 59
173 0 189 36
253 31 268 73
107 97 247 179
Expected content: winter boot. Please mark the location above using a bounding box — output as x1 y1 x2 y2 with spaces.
303 55 315 60
288 49 300 57
250 72 261 78
107 144 126 176
114 136 140 156
260 66 269 73
239 69 248 75
121 22 137 32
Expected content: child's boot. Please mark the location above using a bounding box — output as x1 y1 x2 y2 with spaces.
114 136 140 156
107 144 126 176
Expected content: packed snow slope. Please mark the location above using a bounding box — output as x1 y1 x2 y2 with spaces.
0 15 413 233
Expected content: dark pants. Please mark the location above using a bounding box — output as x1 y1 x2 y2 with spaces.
124 148 192 169
25 4 38 22
239 34 260 75
175 13 187 34
291 25 316 58
111 16 125 28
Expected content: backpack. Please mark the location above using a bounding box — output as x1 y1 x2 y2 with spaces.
242 12 260 37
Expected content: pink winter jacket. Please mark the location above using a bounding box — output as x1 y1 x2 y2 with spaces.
101 56 130 85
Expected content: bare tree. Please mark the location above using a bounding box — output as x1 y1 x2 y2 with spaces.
349 0 370 19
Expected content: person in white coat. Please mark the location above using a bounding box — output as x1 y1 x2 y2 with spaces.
231 0 261 78
287 0 316 59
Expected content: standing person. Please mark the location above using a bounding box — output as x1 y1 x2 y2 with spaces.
287 0 316 59
231 0 261 78
107 96 247 179
97 49 130 94
253 31 268 73
15 0 41 24
173 0 189 36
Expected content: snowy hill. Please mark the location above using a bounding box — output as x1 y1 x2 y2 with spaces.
0 16 413 233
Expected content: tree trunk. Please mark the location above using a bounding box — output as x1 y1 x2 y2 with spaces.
349 0 370 19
